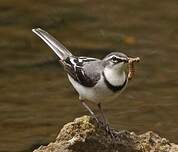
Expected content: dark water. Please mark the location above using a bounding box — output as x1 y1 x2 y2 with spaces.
0 0 178 151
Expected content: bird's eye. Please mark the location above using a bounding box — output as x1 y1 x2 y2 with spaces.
111 56 118 63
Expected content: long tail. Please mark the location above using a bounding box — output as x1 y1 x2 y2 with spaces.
32 28 72 60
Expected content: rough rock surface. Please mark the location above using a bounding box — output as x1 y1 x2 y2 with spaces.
34 115 178 152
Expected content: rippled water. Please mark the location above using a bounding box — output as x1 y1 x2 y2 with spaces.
0 0 178 152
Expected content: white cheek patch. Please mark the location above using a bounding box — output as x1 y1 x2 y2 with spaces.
104 64 126 86
113 62 124 69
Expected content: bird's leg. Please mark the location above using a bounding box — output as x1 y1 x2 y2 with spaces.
97 103 114 138
97 103 108 126
80 100 99 124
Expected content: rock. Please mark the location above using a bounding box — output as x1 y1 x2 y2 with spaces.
33 115 178 152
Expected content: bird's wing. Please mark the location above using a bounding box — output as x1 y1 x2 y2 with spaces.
63 56 101 87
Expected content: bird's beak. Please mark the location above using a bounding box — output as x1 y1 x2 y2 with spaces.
123 58 129 63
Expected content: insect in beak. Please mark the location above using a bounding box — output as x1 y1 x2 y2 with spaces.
128 57 140 80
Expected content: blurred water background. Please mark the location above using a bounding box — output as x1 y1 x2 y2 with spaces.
0 0 178 151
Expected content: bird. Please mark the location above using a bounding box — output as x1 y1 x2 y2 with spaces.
32 28 138 133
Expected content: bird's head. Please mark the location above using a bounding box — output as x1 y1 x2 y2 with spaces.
103 52 128 73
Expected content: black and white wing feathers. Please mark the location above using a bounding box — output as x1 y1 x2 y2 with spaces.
64 56 101 87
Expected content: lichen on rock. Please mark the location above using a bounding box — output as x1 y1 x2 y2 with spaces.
33 115 178 152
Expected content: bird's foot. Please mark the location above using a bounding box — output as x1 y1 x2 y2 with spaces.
97 120 115 139
105 123 115 139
